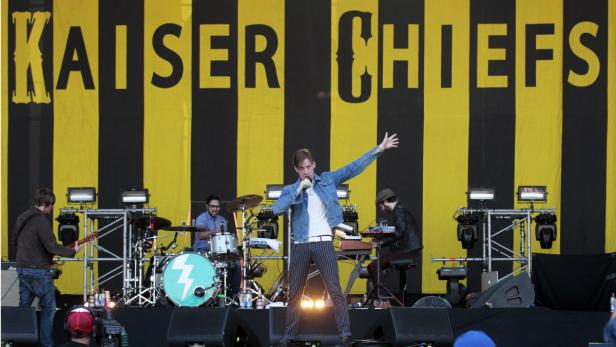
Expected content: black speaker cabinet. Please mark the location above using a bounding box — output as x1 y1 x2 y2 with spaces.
383 307 453 346
0 307 38 346
166 307 235 347
471 272 535 308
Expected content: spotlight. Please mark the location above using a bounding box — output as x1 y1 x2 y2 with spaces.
336 184 350 199
67 187 96 204
456 213 480 249
342 204 359 235
517 186 547 202
314 299 326 309
256 205 278 239
301 299 314 309
437 267 469 306
534 213 557 249
56 213 80 246
468 187 495 201
121 189 149 205
265 184 284 200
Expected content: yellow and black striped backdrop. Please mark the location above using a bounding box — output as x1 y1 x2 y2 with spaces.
2 0 615 295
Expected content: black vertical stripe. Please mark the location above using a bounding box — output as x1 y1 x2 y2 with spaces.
191 0 238 226
377 0 424 294
561 0 607 254
98 0 145 292
441 25 452 88
283 0 330 179
283 0 331 258
7 0 54 259
468 0 516 291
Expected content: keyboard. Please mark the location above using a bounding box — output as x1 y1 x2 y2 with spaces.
361 225 395 238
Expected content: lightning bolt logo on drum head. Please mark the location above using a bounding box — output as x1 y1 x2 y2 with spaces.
172 255 195 300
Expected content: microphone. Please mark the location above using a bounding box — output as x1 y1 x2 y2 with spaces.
301 177 312 191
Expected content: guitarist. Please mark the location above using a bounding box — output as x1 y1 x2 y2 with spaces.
11 188 81 347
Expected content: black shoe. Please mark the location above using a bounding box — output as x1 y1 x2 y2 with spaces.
337 336 352 347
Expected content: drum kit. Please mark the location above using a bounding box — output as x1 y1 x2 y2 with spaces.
123 194 269 308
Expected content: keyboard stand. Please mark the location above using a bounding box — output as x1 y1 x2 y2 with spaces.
364 239 403 307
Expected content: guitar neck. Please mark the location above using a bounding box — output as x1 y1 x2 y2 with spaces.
67 233 97 248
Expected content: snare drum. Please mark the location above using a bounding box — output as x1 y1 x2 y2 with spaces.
162 252 218 307
209 233 238 260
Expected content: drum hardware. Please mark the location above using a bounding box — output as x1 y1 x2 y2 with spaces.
132 215 172 231
123 214 175 307
226 194 272 308
161 225 207 232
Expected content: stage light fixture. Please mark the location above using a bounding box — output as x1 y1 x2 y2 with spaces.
301 298 314 309
534 213 557 249
437 267 469 306
341 204 359 235
56 213 80 246
468 187 495 201
67 187 96 204
336 184 350 199
265 184 284 200
314 299 325 309
456 213 480 249
121 189 149 205
517 186 547 202
256 205 279 239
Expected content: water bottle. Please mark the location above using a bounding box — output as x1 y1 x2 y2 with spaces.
255 297 265 309
611 292 616 313
239 292 252 309
120 331 129 347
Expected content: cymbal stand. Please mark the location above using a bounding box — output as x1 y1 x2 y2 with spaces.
124 231 159 306
237 205 269 308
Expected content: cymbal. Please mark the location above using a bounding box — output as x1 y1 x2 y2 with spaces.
132 215 172 230
226 194 263 212
161 225 206 232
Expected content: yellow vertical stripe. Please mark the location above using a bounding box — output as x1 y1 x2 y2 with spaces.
422 0 470 294
237 0 285 291
53 0 99 293
331 0 379 294
514 0 562 255
144 0 192 249
607 0 616 253
1 0 8 258
115 25 127 90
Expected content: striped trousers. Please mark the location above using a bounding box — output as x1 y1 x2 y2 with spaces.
284 241 351 338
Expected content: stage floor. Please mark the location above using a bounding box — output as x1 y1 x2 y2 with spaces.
47 306 609 346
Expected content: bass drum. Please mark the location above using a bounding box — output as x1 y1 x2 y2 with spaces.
162 252 218 307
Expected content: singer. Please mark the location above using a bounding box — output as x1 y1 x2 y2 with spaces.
273 133 399 347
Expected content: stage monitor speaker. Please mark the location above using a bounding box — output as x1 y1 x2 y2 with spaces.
166 307 235 347
471 272 535 308
383 307 453 346
0 307 38 346
269 307 341 345
1 266 39 307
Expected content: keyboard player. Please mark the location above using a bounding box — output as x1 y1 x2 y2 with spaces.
368 188 422 291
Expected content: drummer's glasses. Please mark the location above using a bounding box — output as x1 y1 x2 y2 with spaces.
208 204 220 209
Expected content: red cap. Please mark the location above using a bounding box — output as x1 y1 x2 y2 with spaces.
66 307 94 336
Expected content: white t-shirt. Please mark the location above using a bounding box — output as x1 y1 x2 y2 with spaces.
306 187 332 238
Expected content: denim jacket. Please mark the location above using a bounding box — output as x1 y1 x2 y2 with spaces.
272 146 381 243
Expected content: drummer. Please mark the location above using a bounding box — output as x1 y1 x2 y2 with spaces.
193 194 241 296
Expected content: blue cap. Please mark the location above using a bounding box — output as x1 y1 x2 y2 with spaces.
454 330 496 347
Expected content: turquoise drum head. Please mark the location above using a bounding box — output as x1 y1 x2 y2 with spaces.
162 253 218 307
